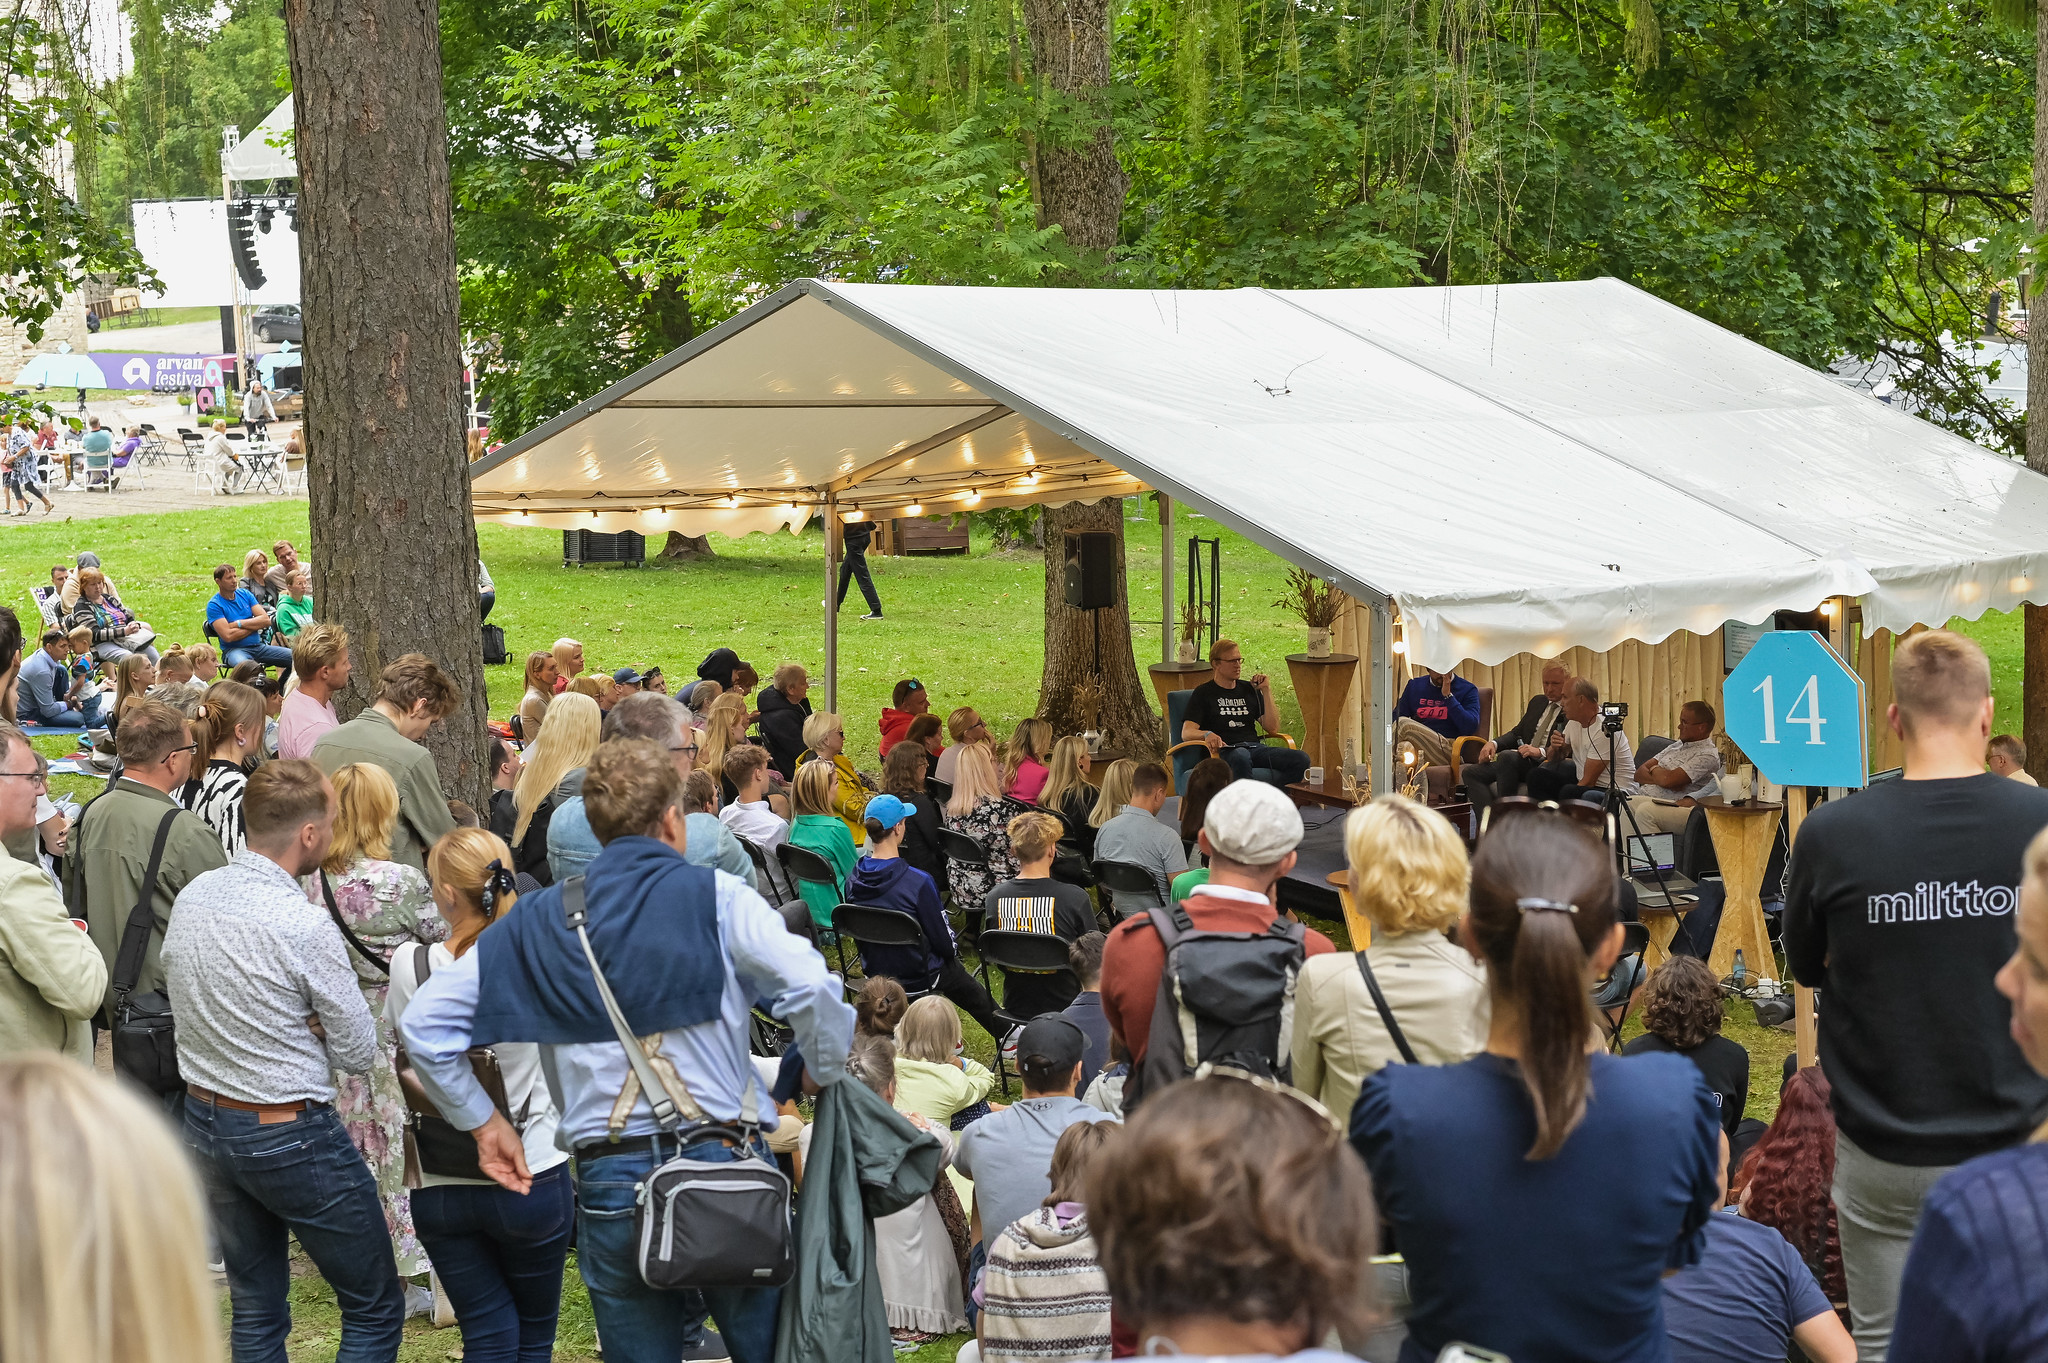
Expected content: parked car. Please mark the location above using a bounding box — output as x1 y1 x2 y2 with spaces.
250 304 302 343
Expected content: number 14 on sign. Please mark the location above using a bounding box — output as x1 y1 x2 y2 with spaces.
1750 674 1826 746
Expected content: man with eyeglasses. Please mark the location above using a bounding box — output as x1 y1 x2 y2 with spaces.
0 720 106 1060
545 692 758 888
1180 638 1313 789
65 699 228 1042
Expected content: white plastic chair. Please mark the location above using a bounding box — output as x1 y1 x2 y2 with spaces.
80 449 112 492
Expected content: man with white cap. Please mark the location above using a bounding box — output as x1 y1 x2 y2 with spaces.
1098 779 1335 1094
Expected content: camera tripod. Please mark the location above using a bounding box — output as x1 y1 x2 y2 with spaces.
1602 715 1677 909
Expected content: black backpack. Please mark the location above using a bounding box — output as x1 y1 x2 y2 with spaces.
1124 901 1308 1111
481 622 510 665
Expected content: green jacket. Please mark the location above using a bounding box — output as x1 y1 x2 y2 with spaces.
789 814 857 930
311 709 455 873
775 1077 941 1363
0 851 107 1060
67 779 229 1021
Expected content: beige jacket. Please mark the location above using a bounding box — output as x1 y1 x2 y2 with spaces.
0 852 108 1061
1291 927 1491 1123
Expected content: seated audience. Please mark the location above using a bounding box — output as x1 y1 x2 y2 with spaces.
64 564 157 665
1178 638 1311 787
720 743 790 854
274 568 315 638
567 673 618 712
973 1121 1122 1363
1526 676 1638 804
204 562 293 676
1628 701 1727 835
516 651 555 734
110 651 155 730
550 637 584 693
264 541 305 598
880 677 933 757
1988 732 2037 785
1091 762 1186 917
1089 1075 1373 1361
1622 955 1751 1140
1039 736 1097 860
204 418 242 491
1733 1066 1848 1309
695 645 748 693
241 549 279 610
983 809 1092 1016
847 793 1005 1042
758 663 814 780
905 712 945 762
789 759 859 930
1460 662 1575 814
937 706 990 785
18 627 104 729
1890 819 2048 1362
1662 1133 1857 1363
487 734 520 834
701 690 751 798
1352 811 1720 1363
186 642 220 684
893 993 1000 1128
1060 932 1111 1093
804 710 872 844
1168 757 1233 900
882 739 947 889
1001 719 1053 803
1086 758 1134 832
944 742 1023 910
504 691 601 885
278 624 350 760
1292 794 1489 1123
1394 666 1484 768
857 975 912 1038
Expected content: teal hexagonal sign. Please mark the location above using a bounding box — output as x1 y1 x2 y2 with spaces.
1723 631 1868 788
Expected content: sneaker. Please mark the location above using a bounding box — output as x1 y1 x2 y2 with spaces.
681 1329 731 1362
403 1284 436 1319
1000 1024 1023 1061
860 613 884 621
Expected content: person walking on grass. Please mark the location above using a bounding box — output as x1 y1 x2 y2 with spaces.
835 514 884 620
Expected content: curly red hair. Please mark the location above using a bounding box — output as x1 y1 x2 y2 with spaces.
1735 1067 1845 1302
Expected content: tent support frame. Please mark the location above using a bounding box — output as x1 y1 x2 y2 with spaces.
1160 494 1174 665
824 491 840 714
1370 596 1395 795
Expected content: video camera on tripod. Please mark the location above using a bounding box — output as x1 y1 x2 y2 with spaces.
1599 700 1628 733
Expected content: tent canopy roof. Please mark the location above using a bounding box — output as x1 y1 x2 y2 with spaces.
470 277 2048 668
222 97 295 182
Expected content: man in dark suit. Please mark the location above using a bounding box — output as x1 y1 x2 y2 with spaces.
1459 662 1570 815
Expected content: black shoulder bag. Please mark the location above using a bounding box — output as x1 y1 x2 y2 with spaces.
319 872 391 978
392 943 514 1184
1355 951 1420 1066
109 808 185 1094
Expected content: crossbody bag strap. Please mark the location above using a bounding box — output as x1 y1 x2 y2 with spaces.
110 808 180 1003
562 875 687 1134
319 872 391 977
1355 950 1420 1066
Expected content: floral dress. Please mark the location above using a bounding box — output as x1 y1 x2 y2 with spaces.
943 796 1023 907
309 855 446 1276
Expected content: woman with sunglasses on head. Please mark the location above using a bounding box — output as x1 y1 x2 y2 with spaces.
385 829 569 1361
1351 812 1721 1363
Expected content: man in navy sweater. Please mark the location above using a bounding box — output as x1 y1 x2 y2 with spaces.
1394 668 1482 768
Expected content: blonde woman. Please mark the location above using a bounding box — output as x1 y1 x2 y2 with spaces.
110 650 155 730
892 993 999 1126
943 741 1021 908
1290 793 1489 1121
935 705 989 785
1088 756 1136 829
0 1054 220 1363
788 759 858 929
507 690 600 886
185 641 220 684
386 829 572 1356
1040 734 1095 847
516 651 555 734
1000 717 1054 803
181 679 266 857
566 673 617 711
314 761 446 1292
803 709 873 845
700 690 751 795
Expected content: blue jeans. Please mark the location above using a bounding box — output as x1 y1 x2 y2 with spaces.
20 695 103 729
1220 742 1311 787
183 1098 404 1363
412 1163 574 1363
222 640 296 676
480 590 497 621
576 1132 784 1363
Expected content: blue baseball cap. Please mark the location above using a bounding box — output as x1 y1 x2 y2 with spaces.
862 793 911 830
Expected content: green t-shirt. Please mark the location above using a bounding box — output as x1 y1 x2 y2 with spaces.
1170 866 1210 902
275 593 314 636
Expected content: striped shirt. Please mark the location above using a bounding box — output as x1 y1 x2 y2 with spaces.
181 759 249 858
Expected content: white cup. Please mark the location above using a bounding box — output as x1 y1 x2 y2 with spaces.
1306 766 1325 785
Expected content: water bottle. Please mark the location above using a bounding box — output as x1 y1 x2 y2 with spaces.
1731 949 1749 989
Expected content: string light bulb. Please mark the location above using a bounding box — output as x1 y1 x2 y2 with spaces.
1819 600 1837 617
964 490 981 505
843 508 865 522
905 502 923 516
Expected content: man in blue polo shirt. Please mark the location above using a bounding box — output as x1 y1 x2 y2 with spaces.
204 562 294 676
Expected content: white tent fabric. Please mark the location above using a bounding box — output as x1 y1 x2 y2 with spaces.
221 97 295 182
470 277 2048 668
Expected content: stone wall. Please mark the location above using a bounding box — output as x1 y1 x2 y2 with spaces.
0 292 93 366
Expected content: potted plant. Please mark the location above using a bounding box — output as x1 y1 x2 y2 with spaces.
1274 567 1341 657
1175 599 1206 663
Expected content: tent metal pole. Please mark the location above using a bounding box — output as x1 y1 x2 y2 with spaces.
1370 596 1394 794
824 494 839 714
1160 493 1174 665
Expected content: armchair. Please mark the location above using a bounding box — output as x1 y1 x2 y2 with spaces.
1417 685 1495 805
1164 688 1299 792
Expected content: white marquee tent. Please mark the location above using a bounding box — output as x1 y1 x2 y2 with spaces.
470 277 2048 786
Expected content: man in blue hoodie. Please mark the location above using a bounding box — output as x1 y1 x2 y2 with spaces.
847 793 1006 1043
1394 668 1483 767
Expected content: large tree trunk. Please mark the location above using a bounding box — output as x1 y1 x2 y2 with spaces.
1038 498 1161 759
659 531 716 561
286 0 487 806
2028 7 2048 783
1021 0 1127 259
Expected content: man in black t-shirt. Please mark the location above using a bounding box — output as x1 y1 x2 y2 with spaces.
1180 637 1312 788
1783 628 2048 1363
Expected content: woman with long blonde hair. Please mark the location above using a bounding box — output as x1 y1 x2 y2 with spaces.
386 829 574 1357
181 678 266 856
313 762 446 1290
1089 757 1136 829
942 741 1020 909
788 759 859 929
507 691 601 883
0 1054 220 1363
700 689 751 789
1001 717 1055 803
110 649 155 729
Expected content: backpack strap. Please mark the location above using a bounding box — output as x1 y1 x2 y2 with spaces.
109 808 180 1005
1355 951 1419 1066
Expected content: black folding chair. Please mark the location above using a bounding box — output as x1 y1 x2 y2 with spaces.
734 833 792 906
927 777 954 806
779 841 846 965
975 929 1078 1095
831 902 938 1003
937 825 990 923
1091 858 1165 923
1600 921 1653 1049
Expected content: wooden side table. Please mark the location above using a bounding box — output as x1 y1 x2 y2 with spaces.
1700 798 1783 980
1285 777 1368 811
1148 661 1213 719
1284 653 1359 780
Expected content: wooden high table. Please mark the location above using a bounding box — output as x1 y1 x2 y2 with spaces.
1284 652 1359 779
1696 796 1784 980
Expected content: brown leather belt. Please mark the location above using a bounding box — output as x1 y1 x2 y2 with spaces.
187 1085 325 1123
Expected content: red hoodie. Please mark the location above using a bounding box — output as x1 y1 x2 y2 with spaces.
879 707 917 757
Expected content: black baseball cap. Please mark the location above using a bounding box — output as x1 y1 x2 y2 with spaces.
1017 1016 1086 1087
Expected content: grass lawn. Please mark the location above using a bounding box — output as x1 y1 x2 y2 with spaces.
95 304 222 332
0 499 2004 1360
